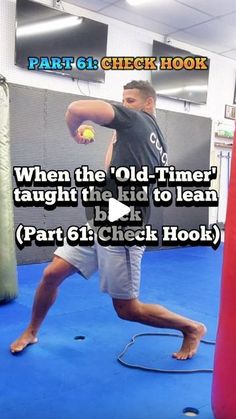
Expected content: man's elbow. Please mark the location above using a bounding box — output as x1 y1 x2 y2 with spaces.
66 101 84 117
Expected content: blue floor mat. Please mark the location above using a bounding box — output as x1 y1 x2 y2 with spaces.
0 245 223 419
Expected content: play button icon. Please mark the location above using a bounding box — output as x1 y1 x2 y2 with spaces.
84 180 149 239
108 198 131 222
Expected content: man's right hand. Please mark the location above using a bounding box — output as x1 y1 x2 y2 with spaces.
73 124 95 145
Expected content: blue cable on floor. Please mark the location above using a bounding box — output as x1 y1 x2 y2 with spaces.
117 332 216 373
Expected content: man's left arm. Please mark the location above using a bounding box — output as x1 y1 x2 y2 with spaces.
65 100 115 143
104 132 116 170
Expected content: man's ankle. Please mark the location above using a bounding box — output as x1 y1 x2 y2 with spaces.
26 326 38 336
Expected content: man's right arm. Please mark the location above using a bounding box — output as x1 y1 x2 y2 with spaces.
65 100 115 143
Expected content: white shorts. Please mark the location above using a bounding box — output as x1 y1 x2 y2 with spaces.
54 239 145 299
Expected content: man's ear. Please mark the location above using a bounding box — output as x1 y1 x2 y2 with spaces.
148 96 155 106
145 96 155 110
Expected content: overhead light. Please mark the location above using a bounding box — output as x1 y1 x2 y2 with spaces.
17 16 83 37
126 0 155 5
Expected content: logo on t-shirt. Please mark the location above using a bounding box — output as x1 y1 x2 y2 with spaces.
150 132 168 166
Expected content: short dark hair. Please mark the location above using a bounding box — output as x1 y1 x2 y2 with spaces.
123 80 156 102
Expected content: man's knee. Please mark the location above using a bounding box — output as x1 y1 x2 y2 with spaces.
113 299 142 321
41 264 60 288
41 257 75 288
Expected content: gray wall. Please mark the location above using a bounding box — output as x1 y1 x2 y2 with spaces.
151 109 212 231
9 84 212 264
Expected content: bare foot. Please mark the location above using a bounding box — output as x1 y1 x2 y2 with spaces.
10 330 38 354
172 323 207 360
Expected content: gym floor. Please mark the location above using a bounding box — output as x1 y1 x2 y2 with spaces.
1 245 222 419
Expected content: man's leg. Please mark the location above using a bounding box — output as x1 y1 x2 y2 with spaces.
113 298 206 360
10 256 77 353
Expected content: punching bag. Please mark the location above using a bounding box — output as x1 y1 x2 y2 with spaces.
0 75 18 303
212 124 236 419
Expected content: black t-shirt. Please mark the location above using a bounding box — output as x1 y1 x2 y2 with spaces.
102 104 168 226
105 104 167 170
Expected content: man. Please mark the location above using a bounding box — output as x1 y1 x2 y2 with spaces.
10 81 206 359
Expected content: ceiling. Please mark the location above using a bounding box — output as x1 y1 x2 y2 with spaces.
65 0 236 61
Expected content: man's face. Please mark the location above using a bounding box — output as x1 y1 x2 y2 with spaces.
122 88 147 111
